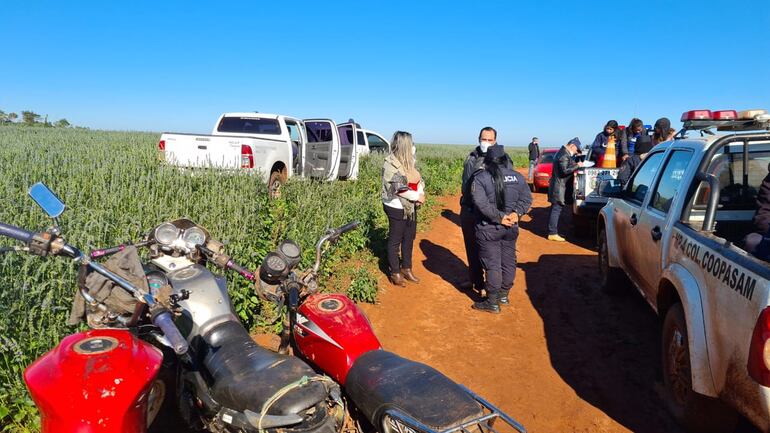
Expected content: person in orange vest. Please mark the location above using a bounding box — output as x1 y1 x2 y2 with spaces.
590 120 625 164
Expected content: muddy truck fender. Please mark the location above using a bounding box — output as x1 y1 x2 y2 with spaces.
659 264 718 397
597 204 622 268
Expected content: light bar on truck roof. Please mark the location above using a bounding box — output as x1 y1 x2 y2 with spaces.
712 110 737 120
739 109 769 120
677 108 770 135
681 110 713 121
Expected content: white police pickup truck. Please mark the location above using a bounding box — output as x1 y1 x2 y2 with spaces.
159 113 389 198
597 109 770 432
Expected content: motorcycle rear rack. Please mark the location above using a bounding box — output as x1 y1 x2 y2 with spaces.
382 385 526 433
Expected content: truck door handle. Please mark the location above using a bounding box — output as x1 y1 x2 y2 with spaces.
630 214 637 226
651 226 662 241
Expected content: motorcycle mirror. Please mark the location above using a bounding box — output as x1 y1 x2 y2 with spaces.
28 182 66 219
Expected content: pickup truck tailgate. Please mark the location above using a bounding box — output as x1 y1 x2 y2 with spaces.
577 167 619 200
163 133 243 169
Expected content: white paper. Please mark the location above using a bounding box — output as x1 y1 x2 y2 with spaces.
581 161 595 168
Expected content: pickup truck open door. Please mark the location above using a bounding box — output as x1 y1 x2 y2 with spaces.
336 122 361 180
302 119 341 181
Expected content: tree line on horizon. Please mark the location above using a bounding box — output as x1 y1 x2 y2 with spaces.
0 108 75 128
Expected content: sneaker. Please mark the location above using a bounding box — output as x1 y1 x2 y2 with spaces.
471 300 500 314
547 234 566 242
499 296 510 305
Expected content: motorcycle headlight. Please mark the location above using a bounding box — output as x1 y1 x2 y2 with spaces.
154 223 180 246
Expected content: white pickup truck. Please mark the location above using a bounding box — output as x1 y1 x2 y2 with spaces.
598 109 770 432
158 113 390 197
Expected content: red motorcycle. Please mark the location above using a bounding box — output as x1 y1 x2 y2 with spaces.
246 223 527 433
2 183 343 433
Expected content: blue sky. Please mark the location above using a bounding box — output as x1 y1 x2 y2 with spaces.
1 1 769 147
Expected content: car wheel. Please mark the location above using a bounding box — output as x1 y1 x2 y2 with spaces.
598 228 627 293
268 170 286 200
661 304 737 433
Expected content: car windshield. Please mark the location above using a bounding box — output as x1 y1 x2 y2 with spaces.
539 153 555 164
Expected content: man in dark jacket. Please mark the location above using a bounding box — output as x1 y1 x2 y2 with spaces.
527 137 540 181
547 137 585 241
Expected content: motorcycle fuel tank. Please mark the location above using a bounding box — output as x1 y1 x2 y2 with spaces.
24 328 163 433
167 264 239 340
295 293 381 384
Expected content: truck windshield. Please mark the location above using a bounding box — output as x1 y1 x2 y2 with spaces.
539 153 555 164
217 117 281 135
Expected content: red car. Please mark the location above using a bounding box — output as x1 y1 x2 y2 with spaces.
531 148 558 192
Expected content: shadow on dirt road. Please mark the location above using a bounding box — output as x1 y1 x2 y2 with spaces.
521 253 684 433
419 239 482 301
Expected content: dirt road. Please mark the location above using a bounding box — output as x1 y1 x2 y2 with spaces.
358 190 684 433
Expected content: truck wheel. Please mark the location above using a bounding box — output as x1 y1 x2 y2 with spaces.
661 304 737 433
268 170 286 199
598 228 627 293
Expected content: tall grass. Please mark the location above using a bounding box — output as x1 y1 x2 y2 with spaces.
0 126 522 431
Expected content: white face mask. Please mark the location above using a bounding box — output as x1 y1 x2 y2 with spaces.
479 141 492 153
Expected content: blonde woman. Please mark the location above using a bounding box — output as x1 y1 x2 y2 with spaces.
381 131 425 286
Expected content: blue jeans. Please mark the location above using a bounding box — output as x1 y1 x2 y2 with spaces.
528 160 537 180
548 203 563 235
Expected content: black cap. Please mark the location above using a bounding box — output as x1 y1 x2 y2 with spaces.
567 137 582 151
635 134 653 154
486 144 506 160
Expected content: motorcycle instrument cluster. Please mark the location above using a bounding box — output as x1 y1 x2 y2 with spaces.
260 252 288 284
259 239 302 284
151 219 210 251
182 227 206 248
154 222 180 245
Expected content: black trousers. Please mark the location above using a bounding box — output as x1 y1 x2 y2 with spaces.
476 224 518 302
383 205 417 273
460 206 484 290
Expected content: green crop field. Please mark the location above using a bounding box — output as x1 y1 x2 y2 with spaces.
0 125 527 431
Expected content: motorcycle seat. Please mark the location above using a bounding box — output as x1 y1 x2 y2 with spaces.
201 320 328 416
344 350 484 431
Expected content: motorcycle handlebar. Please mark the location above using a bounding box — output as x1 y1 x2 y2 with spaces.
227 260 256 282
312 221 360 273
0 222 34 244
151 309 189 355
0 222 79 258
336 221 360 236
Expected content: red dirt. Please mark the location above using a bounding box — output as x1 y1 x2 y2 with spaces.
358 191 685 433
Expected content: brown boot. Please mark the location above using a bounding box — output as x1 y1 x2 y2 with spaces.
401 268 420 283
389 272 406 287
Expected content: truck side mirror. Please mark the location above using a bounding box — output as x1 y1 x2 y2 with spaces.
28 182 66 219
598 179 623 198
